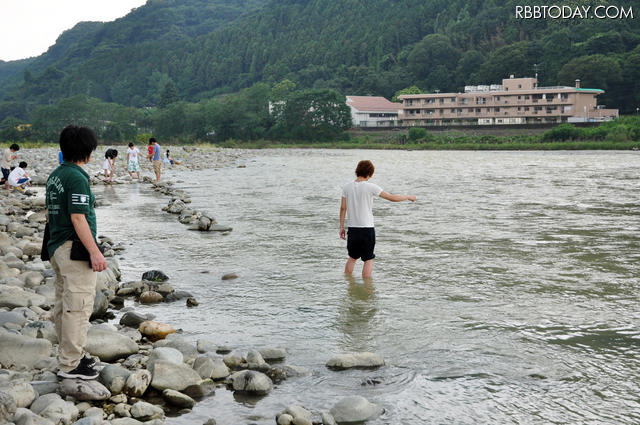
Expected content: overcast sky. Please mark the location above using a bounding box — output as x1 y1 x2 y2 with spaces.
0 0 147 61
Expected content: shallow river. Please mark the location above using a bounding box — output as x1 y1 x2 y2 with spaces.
95 149 640 424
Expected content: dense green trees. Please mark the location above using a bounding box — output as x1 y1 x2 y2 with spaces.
0 0 639 130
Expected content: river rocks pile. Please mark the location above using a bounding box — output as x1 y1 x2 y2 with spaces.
162 192 232 233
115 270 197 306
274 395 384 425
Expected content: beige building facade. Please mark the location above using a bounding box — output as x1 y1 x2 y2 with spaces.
398 76 618 126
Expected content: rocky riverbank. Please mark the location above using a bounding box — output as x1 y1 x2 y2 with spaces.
0 146 385 425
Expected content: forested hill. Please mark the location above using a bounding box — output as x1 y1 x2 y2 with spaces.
2 0 640 120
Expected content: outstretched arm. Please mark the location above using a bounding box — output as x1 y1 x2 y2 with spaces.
380 191 416 202
339 197 347 239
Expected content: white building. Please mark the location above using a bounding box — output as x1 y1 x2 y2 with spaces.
346 96 402 128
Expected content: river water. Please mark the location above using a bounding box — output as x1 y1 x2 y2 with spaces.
95 149 640 424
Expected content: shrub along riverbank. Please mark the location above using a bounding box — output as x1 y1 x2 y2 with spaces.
4 117 640 151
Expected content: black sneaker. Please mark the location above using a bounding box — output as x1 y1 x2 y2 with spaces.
57 362 99 380
80 356 96 368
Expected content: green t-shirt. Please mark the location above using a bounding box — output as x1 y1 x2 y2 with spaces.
46 162 97 258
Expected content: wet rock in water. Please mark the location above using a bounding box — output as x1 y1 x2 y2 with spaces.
163 290 193 302
139 320 176 342
196 339 217 353
186 297 199 307
99 364 131 395
0 382 37 408
59 379 111 401
193 356 216 379
223 353 245 370
284 405 312 423
203 418 217 425
150 360 202 391
259 347 286 362
0 332 52 369
162 389 195 409
326 352 385 370
210 224 232 232
182 381 215 399
141 270 169 282
329 396 383 423
216 345 232 355
247 350 270 372
210 359 231 380
120 311 149 328
0 391 16 422
229 370 273 395
124 369 152 397
221 273 238 280
321 411 338 425
267 365 310 384
139 290 163 304
130 401 164 421
85 327 138 361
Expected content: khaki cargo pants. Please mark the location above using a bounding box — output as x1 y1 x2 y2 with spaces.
50 241 96 372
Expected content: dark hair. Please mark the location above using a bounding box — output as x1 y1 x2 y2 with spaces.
105 148 118 159
355 160 374 177
18 161 27 168
149 137 156 144
128 142 134 147
9 144 19 151
59 125 98 163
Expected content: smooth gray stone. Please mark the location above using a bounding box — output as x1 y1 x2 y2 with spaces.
90 289 108 320
60 379 110 401
119 311 148 328
110 419 144 425
141 270 169 282
321 412 337 425
150 360 202 391
0 382 37 408
209 359 230 380
124 369 151 397
0 333 52 369
0 285 46 308
259 347 286 361
0 311 27 327
0 390 16 422
30 381 58 397
30 393 79 424
12 407 55 425
22 321 57 344
329 396 383 423
247 349 270 372
285 405 312 421
130 401 164 421
326 352 385 370
147 347 183 373
85 327 138 362
162 389 195 408
196 339 217 353
154 336 197 363
229 370 273 395
193 356 215 379
99 364 131 395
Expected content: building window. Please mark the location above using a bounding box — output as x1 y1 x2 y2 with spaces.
524 107 529 111
518 84 522 88
451 109 455 112
494 107 500 112
468 108 474 112
476 108 481 113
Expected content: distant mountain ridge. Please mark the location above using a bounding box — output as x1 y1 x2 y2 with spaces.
1 0 639 120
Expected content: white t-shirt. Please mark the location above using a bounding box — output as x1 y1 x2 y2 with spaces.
127 147 140 162
342 180 383 228
1 149 13 169
7 167 26 186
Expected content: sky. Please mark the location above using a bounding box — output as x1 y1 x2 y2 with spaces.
0 0 147 62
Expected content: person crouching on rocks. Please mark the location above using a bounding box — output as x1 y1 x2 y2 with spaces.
46 125 107 380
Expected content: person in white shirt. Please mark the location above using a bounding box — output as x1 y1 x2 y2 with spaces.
126 142 141 181
339 160 416 278
1 143 19 191
7 161 31 191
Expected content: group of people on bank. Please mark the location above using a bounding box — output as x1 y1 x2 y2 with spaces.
25 124 416 381
101 137 175 184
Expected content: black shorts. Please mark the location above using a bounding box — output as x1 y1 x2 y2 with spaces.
347 227 376 261
1 168 9 180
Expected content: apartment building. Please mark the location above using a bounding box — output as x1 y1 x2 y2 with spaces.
398 76 619 126
346 96 402 127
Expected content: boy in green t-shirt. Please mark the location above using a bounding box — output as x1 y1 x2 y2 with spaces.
46 125 107 380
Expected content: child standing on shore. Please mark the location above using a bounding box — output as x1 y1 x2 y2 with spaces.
127 142 141 181
103 149 118 183
1 143 19 191
339 160 416 278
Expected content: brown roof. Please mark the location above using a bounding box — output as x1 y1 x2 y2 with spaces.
346 96 402 112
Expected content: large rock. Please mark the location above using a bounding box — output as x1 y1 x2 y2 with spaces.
21 321 58 344
162 389 195 409
0 390 16 422
247 349 270 372
150 360 202 391
12 407 56 425
139 291 163 304
329 396 383 423
0 382 37 408
193 355 216 379
154 335 197 363
120 311 148 328
99 364 131 395
147 347 183 373
124 370 152 397
326 352 385 370
0 332 52 369
85 328 138 361
30 393 79 425
60 379 111 401
0 311 28 327
210 359 231 380
229 370 273 395
19 271 44 288
0 285 46 308
259 347 286 361
90 289 109 320
141 270 169 282
196 339 217 353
